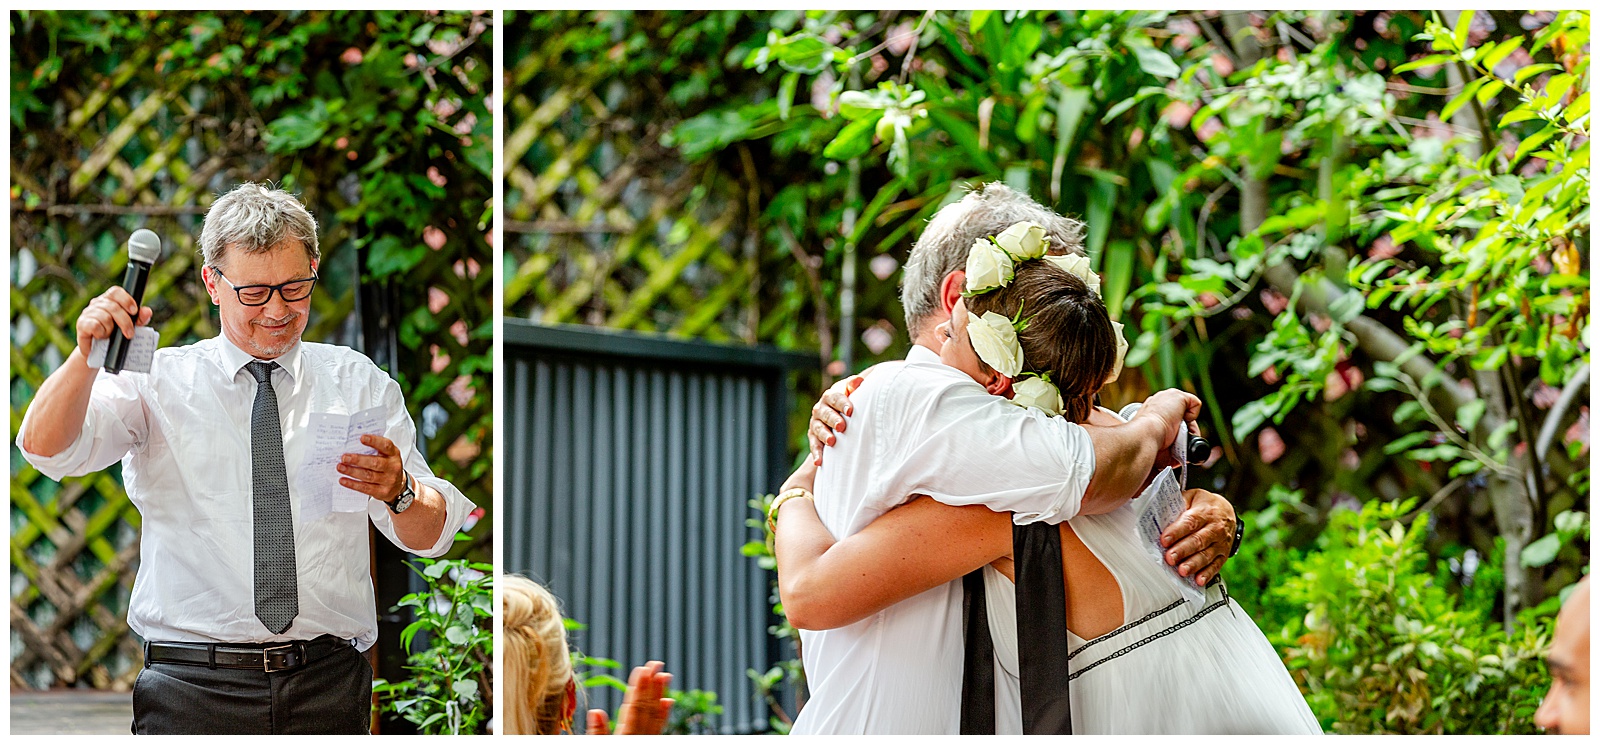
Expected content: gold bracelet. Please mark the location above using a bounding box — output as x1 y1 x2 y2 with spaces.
766 487 815 535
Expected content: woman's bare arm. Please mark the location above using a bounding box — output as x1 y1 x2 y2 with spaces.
774 495 1013 630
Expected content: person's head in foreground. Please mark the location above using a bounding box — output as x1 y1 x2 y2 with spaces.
199 182 322 360
902 182 1086 344
937 221 1122 422
503 574 577 734
1536 575 1590 734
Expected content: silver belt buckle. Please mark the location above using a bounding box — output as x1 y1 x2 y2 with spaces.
261 643 298 672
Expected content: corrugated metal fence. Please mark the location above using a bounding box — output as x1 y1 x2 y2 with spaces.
503 320 810 734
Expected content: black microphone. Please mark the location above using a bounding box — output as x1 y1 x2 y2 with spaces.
1116 401 1212 466
105 229 161 375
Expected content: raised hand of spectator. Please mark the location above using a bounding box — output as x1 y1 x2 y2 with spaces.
587 660 674 735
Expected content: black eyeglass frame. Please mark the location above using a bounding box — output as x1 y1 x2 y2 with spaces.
208 266 320 307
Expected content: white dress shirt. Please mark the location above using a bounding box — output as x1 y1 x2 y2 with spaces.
18 336 474 651
790 344 1096 734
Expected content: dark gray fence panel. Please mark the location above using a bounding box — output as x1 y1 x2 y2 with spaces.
504 321 808 734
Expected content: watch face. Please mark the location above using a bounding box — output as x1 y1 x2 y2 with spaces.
391 489 415 514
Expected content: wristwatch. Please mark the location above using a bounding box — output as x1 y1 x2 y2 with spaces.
388 473 417 515
1229 518 1245 557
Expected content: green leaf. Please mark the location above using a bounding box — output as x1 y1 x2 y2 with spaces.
1479 37 1523 71
1131 43 1180 79
367 235 427 278
1513 64 1562 86
1512 126 1557 165
777 71 799 121
452 679 479 701
1452 11 1474 51
1554 510 1587 538
1455 398 1487 433
1564 91 1589 123
1394 54 1452 74
1329 291 1365 324
1520 533 1561 567
1498 107 1542 128
822 117 877 160
1441 77 1489 121
970 10 994 34
444 625 470 645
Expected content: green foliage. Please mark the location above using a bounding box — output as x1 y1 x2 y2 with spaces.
372 555 495 735
517 11 1587 733
1271 500 1551 734
741 492 803 733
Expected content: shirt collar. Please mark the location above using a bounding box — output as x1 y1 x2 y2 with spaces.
906 343 940 364
216 335 303 384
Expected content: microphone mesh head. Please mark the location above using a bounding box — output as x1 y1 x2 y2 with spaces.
127 229 162 264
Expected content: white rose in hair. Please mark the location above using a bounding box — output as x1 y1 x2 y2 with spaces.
967 310 1024 377
1011 376 1064 416
1106 320 1129 385
965 238 1015 294
1041 253 1102 296
995 221 1048 260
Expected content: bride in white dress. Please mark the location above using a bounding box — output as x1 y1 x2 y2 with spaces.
774 248 1321 734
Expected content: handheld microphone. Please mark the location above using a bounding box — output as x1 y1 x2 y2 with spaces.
105 229 161 375
1116 401 1213 466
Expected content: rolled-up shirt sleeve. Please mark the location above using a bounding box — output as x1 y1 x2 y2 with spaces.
871 366 1095 525
366 377 475 557
17 371 148 482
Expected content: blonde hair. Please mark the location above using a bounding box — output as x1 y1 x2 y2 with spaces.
501 575 575 735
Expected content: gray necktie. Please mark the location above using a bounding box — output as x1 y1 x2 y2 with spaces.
247 361 298 634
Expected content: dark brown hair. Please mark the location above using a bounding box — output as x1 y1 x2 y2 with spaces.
966 259 1115 422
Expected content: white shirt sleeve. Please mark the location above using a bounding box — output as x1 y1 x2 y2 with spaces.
870 364 1095 525
16 370 148 482
366 376 475 557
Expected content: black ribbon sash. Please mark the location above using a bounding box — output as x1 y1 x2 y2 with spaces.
959 569 996 734
959 521 1074 734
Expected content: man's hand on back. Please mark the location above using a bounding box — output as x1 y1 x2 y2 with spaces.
1158 489 1236 587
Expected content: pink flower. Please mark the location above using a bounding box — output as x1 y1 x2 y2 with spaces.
341 47 363 65
424 226 447 250
1259 427 1286 464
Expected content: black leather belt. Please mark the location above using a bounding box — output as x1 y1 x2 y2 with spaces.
144 635 349 673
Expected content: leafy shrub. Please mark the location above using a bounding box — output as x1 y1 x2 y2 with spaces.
1271 499 1551 734
372 557 494 735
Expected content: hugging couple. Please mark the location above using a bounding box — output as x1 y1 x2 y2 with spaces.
768 183 1321 735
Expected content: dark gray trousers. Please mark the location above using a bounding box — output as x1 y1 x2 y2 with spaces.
132 640 372 735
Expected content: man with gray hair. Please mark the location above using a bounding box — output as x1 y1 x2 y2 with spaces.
19 182 474 734
774 182 1240 733
809 182 1235 586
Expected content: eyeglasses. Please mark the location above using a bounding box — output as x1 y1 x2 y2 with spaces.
209 266 319 306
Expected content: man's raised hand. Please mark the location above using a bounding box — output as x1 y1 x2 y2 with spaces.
1132 389 1202 470
76 286 152 356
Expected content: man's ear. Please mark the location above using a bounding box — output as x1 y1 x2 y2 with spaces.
200 265 221 306
985 372 1014 398
939 270 966 314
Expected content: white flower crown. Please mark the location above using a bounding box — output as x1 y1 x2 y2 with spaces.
962 221 1129 416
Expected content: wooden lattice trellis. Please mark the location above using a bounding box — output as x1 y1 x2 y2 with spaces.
10 10 491 692
503 18 766 344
